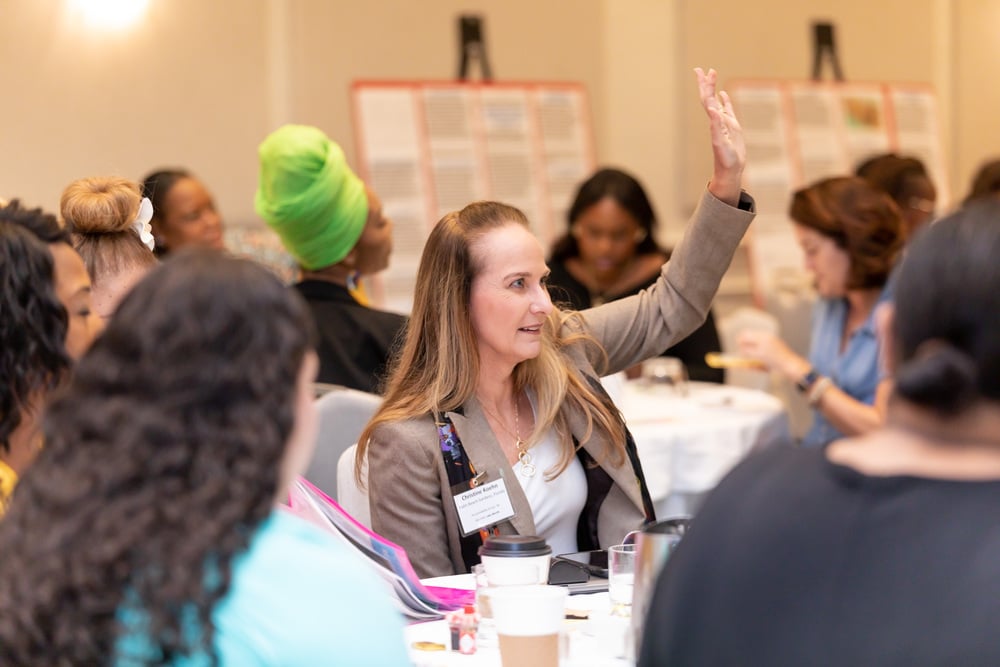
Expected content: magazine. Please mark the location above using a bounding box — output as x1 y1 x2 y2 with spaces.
284 476 475 621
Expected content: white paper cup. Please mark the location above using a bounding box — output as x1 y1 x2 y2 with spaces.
480 553 551 586
478 535 552 586
489 585 567 667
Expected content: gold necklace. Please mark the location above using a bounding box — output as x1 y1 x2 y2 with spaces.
482 393 536 478
512 397 536 478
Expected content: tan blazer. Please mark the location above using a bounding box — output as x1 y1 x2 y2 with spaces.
367 190 755 577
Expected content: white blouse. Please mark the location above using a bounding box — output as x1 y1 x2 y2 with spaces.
513 405 587 556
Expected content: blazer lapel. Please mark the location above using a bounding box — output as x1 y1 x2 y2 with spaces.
447 398 537 537
569 400 645 513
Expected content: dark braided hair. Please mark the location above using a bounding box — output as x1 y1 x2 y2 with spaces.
0 206 71 454
0 250 316 664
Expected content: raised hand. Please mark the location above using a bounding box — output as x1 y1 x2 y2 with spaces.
696 67 746 206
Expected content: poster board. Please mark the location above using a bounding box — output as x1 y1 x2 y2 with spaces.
729 79 949 305
352 80 596 312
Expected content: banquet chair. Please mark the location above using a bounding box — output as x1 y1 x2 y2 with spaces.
337 443 371 528
304 386 381 501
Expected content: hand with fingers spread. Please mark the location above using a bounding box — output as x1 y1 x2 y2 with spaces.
695 67 746 206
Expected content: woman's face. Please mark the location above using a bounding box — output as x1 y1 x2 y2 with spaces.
50 243 103 359
153 177 224 252
795 225 851 298
352 188 393 276
572 197 646 281
469 223 553 371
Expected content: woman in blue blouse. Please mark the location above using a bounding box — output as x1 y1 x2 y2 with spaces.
738 177 903 447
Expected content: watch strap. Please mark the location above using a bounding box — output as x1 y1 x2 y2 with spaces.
796 368 820 393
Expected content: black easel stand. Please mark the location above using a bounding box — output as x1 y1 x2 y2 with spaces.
457 15 492 81
812 22 844 81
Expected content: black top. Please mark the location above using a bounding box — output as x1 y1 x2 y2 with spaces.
546 260 723 382
638 445 1000 667
294 280 407 394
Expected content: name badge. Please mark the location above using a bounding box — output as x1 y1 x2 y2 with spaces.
453 476 516 536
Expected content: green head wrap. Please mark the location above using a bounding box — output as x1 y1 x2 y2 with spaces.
255 124 368 270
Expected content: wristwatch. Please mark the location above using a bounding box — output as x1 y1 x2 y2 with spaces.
796 368 821 394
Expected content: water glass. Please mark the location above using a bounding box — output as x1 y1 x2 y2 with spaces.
608 543 637 617
472 563 497 648
640 357 689 396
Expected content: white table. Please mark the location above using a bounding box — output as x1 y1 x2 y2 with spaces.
407 576 633 667
613 380 789 517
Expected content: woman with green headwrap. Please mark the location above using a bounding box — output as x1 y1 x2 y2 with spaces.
256 125 406 394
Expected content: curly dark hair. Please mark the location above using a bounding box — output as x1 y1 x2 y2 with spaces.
0 211 71 454
0 198 71 245
789 176 903 290
0 250 316 665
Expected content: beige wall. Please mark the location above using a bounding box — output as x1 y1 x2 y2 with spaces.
1 0 998 231
0 0 271 223
953 0 1000 203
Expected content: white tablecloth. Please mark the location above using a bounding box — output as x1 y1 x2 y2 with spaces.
615 380 789 517
407 576 632 667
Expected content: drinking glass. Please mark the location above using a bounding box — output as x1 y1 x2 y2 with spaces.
608 543 637 617
640 357 689 396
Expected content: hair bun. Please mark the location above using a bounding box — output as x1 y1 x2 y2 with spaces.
895 342 978 414
60 177 142 235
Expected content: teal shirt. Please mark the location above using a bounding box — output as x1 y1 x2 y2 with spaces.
117 511 409 666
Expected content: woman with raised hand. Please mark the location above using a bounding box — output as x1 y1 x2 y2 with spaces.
61 176 158 319
0 251 409 665
357 68 754 577
640 199 1000 666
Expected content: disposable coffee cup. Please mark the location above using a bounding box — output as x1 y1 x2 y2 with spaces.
488 585 567 667
478 535 552 586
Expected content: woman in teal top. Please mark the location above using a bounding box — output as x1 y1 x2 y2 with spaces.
0 251 408 665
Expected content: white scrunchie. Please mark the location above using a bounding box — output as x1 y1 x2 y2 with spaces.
132 197 155 251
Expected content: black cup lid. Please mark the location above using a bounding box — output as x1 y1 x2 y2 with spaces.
478 535 552 558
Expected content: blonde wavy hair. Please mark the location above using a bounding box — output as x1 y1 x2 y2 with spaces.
356 201 626 483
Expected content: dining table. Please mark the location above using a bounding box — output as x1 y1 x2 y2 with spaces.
407 575 634 667
606 376 791 517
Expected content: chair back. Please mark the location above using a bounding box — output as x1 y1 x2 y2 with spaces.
337 443 371 528
304 387 381 500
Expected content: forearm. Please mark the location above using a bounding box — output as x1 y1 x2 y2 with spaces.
581 189 754 372
777 359 888 437
812 380 889 436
